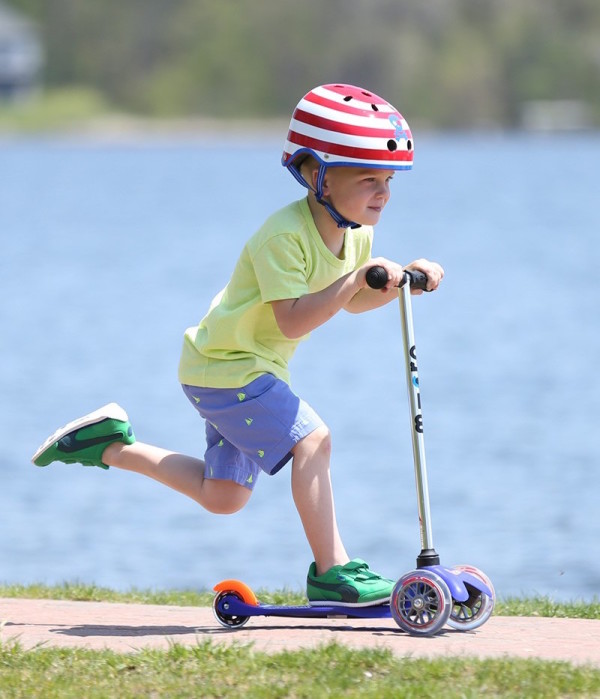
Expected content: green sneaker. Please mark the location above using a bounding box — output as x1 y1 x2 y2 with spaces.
306 559 394 607
32 403 135 470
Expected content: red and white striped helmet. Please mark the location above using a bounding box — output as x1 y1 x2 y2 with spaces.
282 83 413 172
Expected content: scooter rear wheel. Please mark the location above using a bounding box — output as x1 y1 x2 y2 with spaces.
212 580 258 629
447 564 495 631
390 569 452 636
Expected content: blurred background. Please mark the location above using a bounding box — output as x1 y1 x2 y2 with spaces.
1 0 599 602
1 0 599 130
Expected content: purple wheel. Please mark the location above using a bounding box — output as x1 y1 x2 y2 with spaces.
390 569 452 635
447 565 495 631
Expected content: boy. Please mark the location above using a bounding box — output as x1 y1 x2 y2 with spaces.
32 84 443 607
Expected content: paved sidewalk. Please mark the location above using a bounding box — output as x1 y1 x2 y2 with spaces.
1 598 599 667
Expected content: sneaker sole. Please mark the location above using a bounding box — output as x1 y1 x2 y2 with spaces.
308 596 391 608
32 402 129 465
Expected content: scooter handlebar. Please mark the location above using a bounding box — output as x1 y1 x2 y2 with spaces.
365 265 429 291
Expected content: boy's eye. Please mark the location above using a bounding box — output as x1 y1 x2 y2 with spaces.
358 173 393 185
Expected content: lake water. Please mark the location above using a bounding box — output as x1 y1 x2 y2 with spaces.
1 131 599 602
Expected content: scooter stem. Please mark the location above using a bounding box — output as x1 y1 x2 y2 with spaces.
398 277 441 568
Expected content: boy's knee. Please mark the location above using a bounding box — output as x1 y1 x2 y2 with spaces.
295 425 332 459
202 480 252 515
314 426 332 456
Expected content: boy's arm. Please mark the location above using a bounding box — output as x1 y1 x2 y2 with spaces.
270 258 405 339
271 258 443 338
271 269 365 339
344 285 401 314
345 258 444 314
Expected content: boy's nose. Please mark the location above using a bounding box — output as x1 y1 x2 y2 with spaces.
376 182 390 199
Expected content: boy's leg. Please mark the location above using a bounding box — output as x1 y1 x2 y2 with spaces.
291 425 395 607
103 441 251 515
32 403 251 515
290 425 349 574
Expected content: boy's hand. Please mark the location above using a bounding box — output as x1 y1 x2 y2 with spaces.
405 259 444 295
359 257 404 291
359 258 444 294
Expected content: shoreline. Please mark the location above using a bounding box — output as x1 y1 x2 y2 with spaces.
1 115 599 144
0 115 289 143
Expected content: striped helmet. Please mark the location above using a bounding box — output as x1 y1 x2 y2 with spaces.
282 84 413 228
282 83 413 172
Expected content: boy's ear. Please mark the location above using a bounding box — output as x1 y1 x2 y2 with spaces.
316 169 332 195
311 167 320 191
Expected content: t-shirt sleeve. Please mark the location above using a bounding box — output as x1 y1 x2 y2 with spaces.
250 233 309 303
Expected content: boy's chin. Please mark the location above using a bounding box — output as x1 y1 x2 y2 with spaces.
336 208 382 228
356 211 382 226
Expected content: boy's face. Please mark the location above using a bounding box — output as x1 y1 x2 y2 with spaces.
321 167 394 227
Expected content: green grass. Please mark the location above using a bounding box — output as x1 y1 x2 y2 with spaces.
0 582 306 608
0 87 115 133
1 639 599 699
1 584 599 698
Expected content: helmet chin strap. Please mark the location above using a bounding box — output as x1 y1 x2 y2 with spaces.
314 164 361 229
289 161 361 229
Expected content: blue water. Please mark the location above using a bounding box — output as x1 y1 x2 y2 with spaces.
1 131 599 601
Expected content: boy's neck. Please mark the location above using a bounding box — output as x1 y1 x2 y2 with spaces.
306 193 347 258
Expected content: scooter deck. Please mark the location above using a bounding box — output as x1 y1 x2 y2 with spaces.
215 596 392 620
213 577 392 620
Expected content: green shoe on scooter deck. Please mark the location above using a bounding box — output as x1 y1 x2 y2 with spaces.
32 403 135 470
307 559 394 607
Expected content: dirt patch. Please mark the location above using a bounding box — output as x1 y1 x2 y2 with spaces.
1 598 599 667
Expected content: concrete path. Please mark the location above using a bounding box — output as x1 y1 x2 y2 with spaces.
1 598 599 667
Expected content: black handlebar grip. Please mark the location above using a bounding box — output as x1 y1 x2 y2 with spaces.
366 265 429 291
365 265 389 289
406 269 429 291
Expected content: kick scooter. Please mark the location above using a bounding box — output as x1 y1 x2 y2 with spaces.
212 267 495 636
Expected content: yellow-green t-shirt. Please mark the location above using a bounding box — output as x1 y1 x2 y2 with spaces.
178 197 373 388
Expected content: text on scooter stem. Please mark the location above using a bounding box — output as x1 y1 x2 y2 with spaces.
409 345 424 434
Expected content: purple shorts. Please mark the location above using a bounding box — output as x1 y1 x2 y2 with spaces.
181 374 324 490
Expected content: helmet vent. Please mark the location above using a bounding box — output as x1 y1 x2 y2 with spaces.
343 95 352 102
387 139 397 152
407 140 413 151
371 104 379 111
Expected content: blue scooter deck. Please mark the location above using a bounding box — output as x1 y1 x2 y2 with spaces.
215 596 393 620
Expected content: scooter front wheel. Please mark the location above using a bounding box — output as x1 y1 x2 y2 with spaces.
390 569 452 636
447 565 495 631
